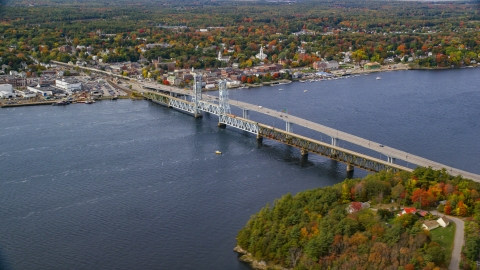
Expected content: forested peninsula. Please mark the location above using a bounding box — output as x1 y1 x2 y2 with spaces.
236 168 480 270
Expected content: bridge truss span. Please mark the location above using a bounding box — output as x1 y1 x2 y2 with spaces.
170 98 196 114
143 91 170 105
257 124 412 173
138 83 480 181
143 91 196 114
197 101 220 115
219 115 259 134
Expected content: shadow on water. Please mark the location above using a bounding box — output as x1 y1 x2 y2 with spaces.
253 134 361 180
300 154 310 168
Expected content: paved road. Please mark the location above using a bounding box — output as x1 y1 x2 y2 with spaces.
448 216 464 270
139 81 480 182
431 210 464 270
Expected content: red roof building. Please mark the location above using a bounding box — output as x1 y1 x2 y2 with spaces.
398 207 417 216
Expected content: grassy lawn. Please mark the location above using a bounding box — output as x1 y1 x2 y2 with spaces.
430 222 456 267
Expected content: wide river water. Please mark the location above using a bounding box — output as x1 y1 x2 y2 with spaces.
0 68 479 269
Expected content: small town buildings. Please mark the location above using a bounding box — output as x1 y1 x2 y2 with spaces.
58 45 73 53
0 84 15 98
152 57 176 71
255 46 268 60
41 70 57 76
226 79 241 88
292 29 316 36
145 43 172 50
6 76 27 87
422 220 440 231
398 207 416 216
292 72 303 79
313 61 339 70
55 78 82 94
346 202 371 214
417 210 428 217
204 83 216 90
218 51 231 62
18 90 37 98
27 85 65 97
437 216 450 227
167 76 182 86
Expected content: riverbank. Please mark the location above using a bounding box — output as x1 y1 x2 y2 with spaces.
0 95 128 108
330 63 410 76
235 167 476 270
234 246 289 270
0 100 57 108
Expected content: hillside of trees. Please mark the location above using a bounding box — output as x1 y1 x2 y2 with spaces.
237 168 480 270
1 0 479 74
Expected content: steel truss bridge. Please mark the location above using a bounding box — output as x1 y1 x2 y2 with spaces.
138 75 480 180
50 60 480 180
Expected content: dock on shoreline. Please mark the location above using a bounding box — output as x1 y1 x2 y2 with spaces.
0 101 58 108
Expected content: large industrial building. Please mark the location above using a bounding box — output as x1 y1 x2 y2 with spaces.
0 84 15 98
55 78 82 94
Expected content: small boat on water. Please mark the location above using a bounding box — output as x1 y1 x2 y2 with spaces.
111 96 118 100
303 90 308 92
215 151 222 154
376 77 381 80
279 88 282 91
85 100 94 104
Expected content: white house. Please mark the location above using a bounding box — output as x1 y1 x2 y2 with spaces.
422 220 440 231
437 216 450 227
398 207 416 216
345 202 371 214
226 79 241 88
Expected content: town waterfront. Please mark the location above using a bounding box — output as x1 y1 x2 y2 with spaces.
0 69 479 269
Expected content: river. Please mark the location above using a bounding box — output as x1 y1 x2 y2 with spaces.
0 68 478 269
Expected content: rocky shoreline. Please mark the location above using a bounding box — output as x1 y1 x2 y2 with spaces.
234 245 291 270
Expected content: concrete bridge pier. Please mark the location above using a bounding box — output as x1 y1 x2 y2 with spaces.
218 122 226 128
331 137 338 146
286 122 293 133
330 137 340 158
256 134 263 143
346 164 355 172
301 149 308 158
194 113 202 118
387 156 396 163
242 109 250 119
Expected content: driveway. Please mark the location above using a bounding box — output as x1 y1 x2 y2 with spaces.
431 210 464 270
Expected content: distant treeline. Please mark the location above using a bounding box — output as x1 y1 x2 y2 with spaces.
1 0 479 74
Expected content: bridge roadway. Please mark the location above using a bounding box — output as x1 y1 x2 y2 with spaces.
138 81 480 182
47 61 479 180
